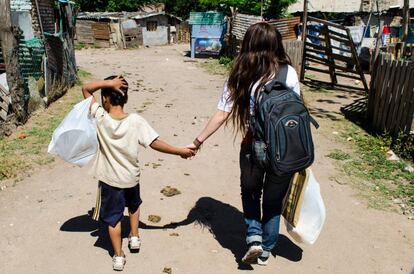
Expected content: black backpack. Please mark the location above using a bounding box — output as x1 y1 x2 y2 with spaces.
250 65 319 176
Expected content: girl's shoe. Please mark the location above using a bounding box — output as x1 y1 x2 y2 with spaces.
128 236 141 251
242 242 263 264
112 254 126 271
257 255 269 266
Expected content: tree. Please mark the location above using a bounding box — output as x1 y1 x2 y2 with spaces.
164 0 201 19
74 0 159 12
197 0 297 19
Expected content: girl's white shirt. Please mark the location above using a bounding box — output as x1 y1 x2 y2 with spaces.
217 64 300 114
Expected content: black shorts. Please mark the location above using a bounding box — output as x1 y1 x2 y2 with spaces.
92 181 142 227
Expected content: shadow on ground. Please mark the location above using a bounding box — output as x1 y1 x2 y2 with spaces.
60 197 303 270
162 197 302 270
60 210 167 257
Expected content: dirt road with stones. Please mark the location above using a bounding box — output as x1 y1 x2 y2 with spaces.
0 45 412 274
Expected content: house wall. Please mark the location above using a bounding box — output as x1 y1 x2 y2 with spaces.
136 15 169 46
289 0 414 13
36 0 55 33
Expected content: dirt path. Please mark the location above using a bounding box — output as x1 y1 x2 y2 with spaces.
0 45 413 274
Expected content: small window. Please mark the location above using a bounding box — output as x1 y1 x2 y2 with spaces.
147 21 158 32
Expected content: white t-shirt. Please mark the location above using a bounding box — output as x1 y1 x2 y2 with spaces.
90 102 159 188
217 65 300 114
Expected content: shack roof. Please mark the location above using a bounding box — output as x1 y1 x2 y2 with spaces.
189 12 226 25
288 0 414 13
76 12 182 22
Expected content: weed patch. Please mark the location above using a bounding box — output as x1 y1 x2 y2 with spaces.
331 122 414 212
0 71 91 183
199 58 231 75
327 149 351 161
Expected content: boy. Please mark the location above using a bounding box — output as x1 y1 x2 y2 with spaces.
82 75 195 271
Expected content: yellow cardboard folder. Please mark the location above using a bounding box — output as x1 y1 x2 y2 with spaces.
282 169 310 228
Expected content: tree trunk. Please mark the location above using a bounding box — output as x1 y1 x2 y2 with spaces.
0 0 27 124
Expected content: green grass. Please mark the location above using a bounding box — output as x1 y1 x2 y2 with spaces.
76 69 92 85
330 122 414 210
199 58 232 75
0 71 90 182
327 149 351 161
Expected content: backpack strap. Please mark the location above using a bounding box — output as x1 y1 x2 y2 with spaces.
276 64 289 83
264 65 289 94
310 115 320 129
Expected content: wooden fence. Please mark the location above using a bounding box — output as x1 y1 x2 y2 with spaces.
284 40 303 74
367 54 414 135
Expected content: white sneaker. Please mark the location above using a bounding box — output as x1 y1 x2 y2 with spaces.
128 236 141 251
257 255 269 266
242 244 263 264
112 255 126 271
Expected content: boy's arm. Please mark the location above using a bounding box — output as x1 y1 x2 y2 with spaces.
150 139 195 159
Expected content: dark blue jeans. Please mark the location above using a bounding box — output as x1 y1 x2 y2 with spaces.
240 144 292 257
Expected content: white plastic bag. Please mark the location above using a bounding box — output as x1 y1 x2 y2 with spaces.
48 97 98 167
285 170 326 245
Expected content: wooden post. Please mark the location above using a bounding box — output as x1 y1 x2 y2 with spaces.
402 0 409 43
300 0 308 81
0 0 27 123
373 20 384 65
322 25 337 85
228 7 238 56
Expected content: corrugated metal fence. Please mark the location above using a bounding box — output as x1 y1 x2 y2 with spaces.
367 54 414 135
233 14 300 42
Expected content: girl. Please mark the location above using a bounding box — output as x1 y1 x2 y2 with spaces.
189 22 300 266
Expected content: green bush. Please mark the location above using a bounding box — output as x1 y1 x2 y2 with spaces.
218 56 234 69
392 133 414 162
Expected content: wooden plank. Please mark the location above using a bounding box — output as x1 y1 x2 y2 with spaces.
305 47 326 56
387 61 408 132
397 63 414 132
327 29 349 39
396 65 414 133
328 34 354 45
305 56 329 66
367 56 380 120
335 72 364 80
305 42 327 51
378 60 399 130
403 74 414 133
305 53 329 63
307 34 324 42
308 16 347 30
373 59 391 129
372 56 391 129
306 41 351 53
322 25 337 84
346 27 369 93
330 53 356 64
305 66 332 75
330 44 352 53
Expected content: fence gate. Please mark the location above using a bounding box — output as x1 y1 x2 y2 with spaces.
300 16 369 93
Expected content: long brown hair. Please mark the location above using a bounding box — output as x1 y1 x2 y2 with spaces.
227 22 291 134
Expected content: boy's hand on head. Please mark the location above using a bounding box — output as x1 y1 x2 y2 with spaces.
110 76 128 96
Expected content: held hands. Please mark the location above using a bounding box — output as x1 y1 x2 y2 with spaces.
179 147 197 159
110 76 128 96
182 138 203 159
